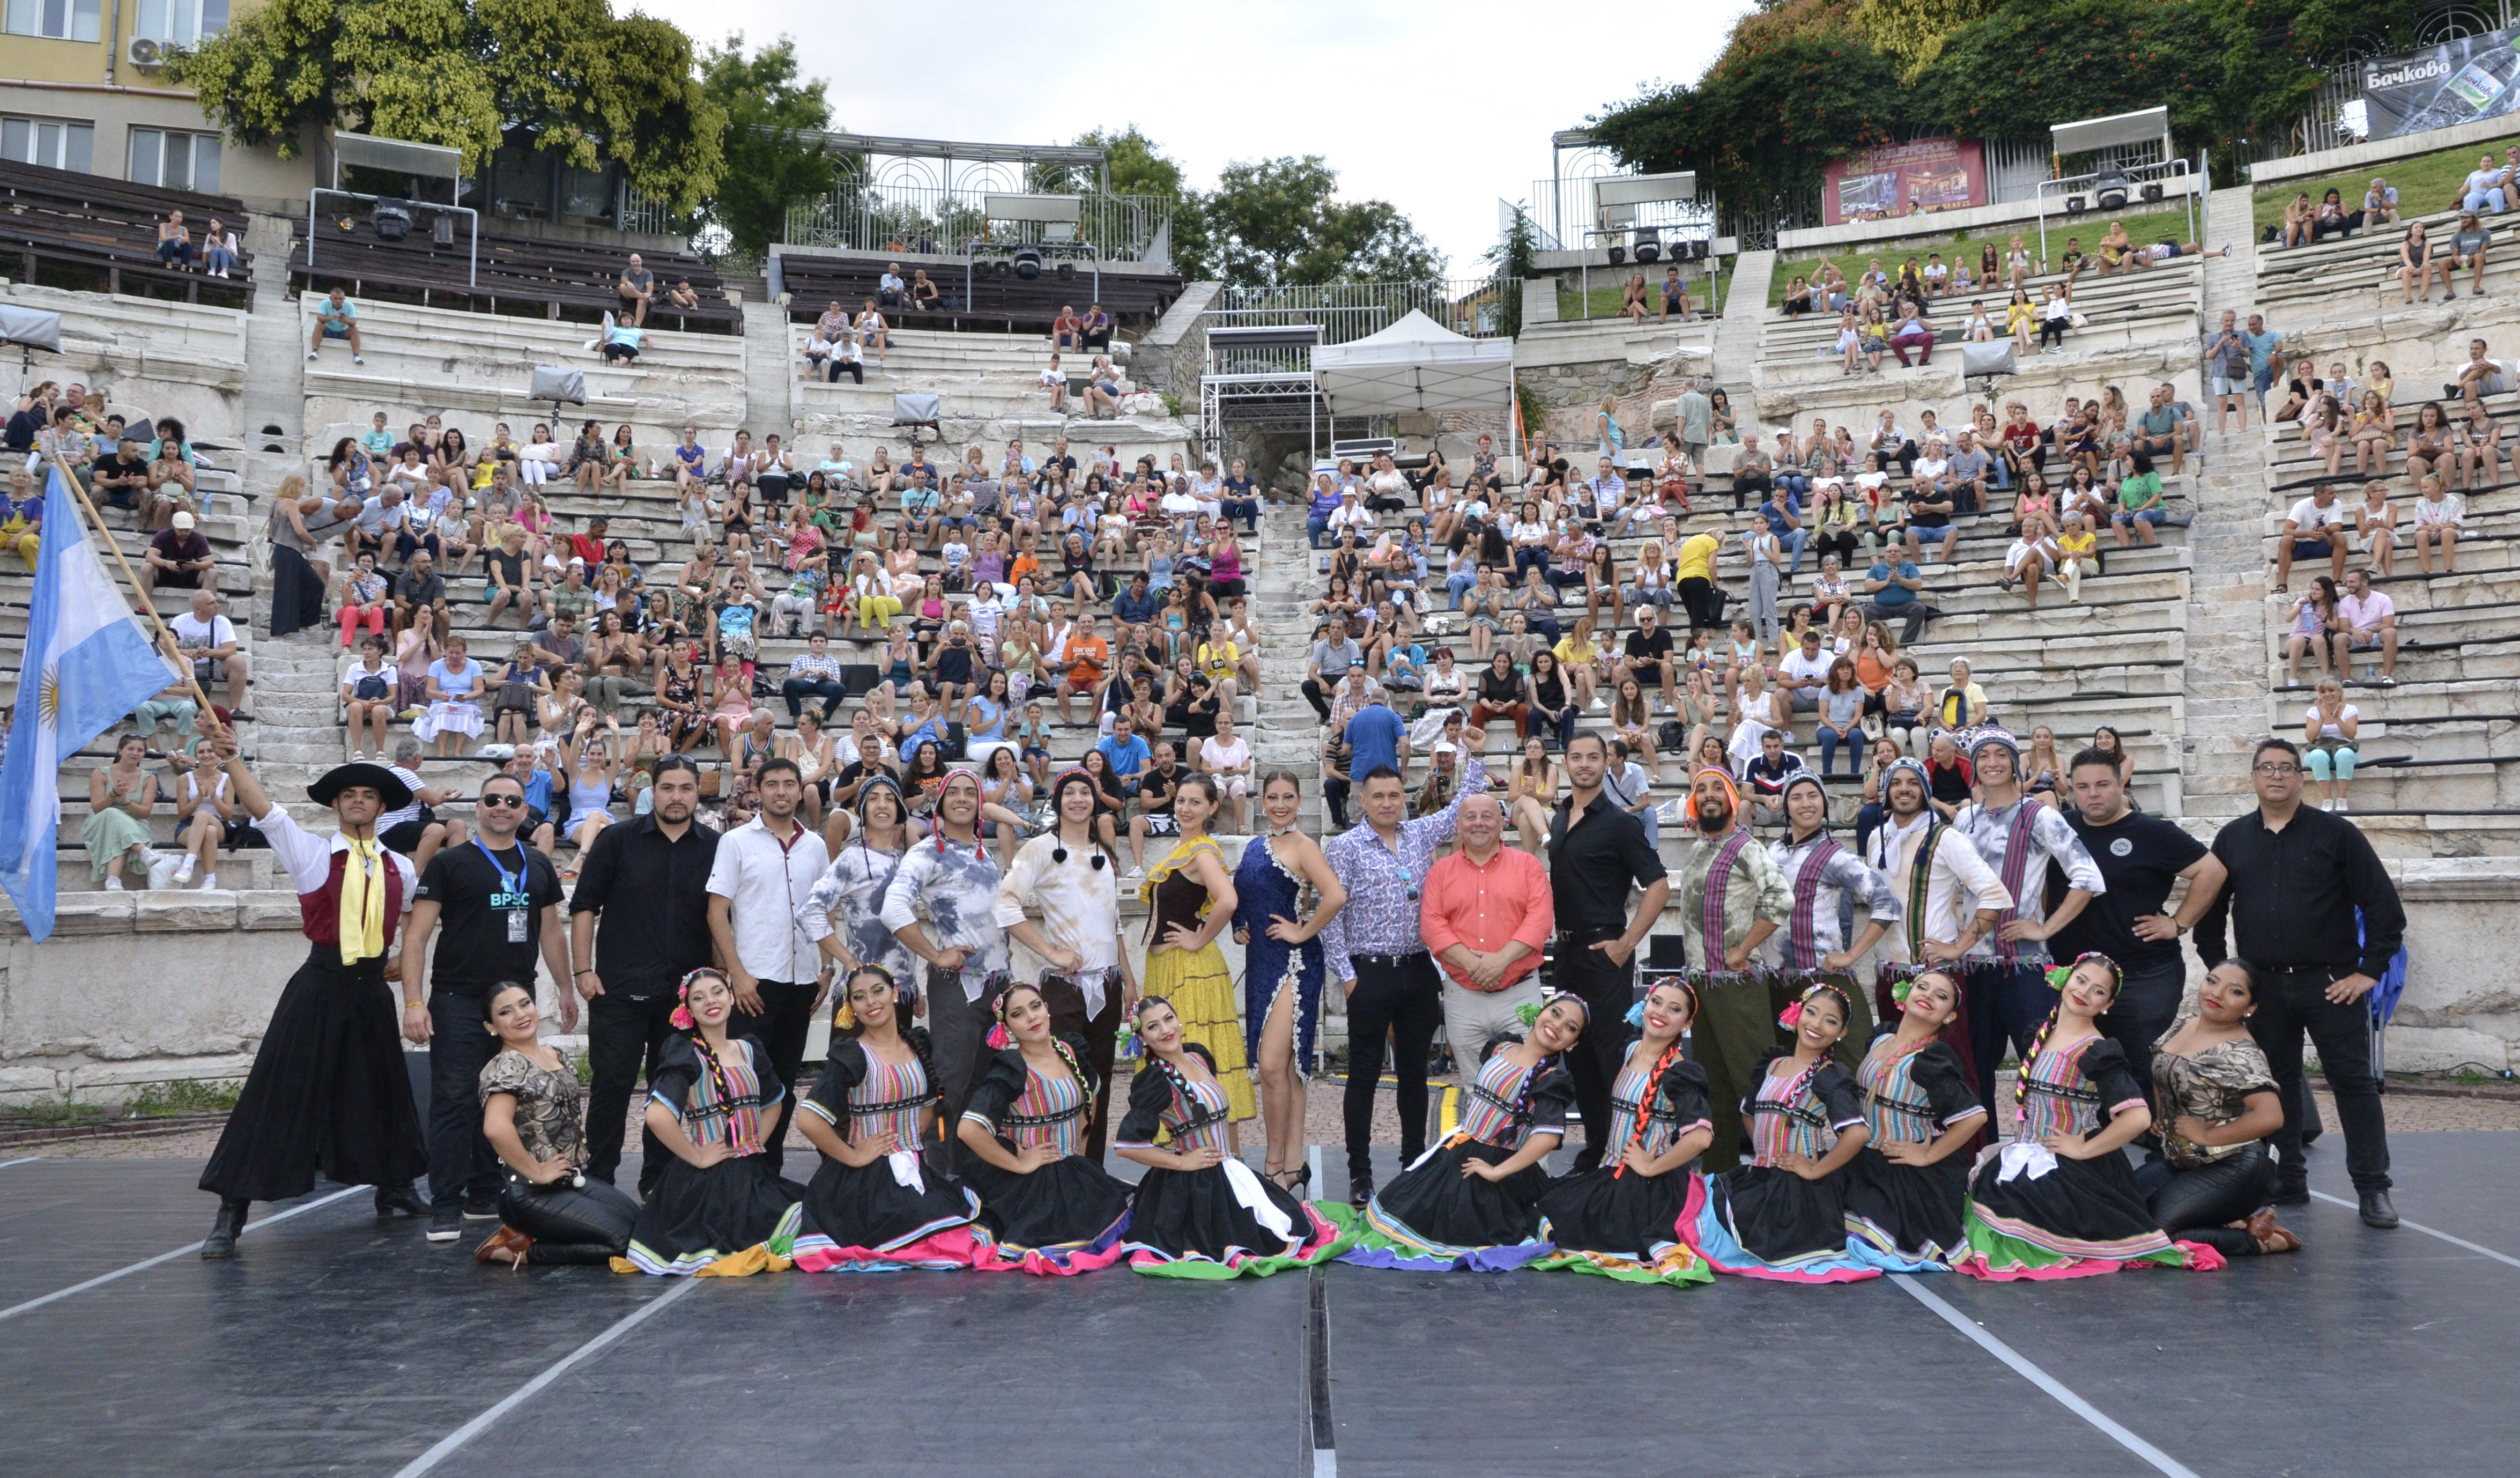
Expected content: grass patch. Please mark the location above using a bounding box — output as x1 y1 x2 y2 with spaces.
124 1078 242 1118
6 1097 110 1127
1765 204 2200 307
1555 269 1732 323
2253 133 2520 231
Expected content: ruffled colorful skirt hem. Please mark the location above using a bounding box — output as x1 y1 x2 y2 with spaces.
1953 1207 2226 1280
1131 1202 1350 1279
1681 1181 1882 1284
1530 1169 1712 1287
968 1211 1132 1276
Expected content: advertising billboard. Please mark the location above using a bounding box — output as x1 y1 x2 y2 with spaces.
1821 137 1987 226
2359 27 2520 139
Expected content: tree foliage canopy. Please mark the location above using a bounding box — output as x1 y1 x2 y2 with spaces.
696 34 836 257
169 0 726 216
1590 0 2432 207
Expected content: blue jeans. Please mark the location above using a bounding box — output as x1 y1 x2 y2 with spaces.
1774 525 1809 575
1777 475 1809 502
1307 514 1330 547
1446 570 1478 609
1222 497 1261 532
2464 187 2509 213
1818 723 1866 776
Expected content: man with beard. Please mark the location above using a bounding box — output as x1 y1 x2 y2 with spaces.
1763 772 1895 1071
1546 732 1669 1171
1863 756 2011 1101
1670 763 1790 1173
883 768 1011 1122
196 720 433 1257
1951 729 2105 1113
568 756 720 1193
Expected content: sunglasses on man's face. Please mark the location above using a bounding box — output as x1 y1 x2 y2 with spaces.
478 793 526 809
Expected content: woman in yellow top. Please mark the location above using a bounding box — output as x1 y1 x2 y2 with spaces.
2050 509 2100 604
1140 778 1252 1122
1553 614 1604 709
2003 288 2037 352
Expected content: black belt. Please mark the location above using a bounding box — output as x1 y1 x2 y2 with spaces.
1351 950 1429 968
1556 924 1622 943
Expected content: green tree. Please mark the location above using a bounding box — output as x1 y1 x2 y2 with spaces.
1068 125 1212 279
169 0 725 215
1202 156 1444 287
695 34 837 256
1483 203 1540 337
1592 33 1907 215
1910 0 2234 147
1851 0 1996 77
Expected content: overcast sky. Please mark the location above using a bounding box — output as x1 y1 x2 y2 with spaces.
633 0 1755 274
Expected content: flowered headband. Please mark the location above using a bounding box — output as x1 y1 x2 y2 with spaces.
2043 952 2123 995
669 967 729 1030
1514 989 1591 1029
1888 967 1960 1009
983 983 1042 1050
1777 980 1854 1031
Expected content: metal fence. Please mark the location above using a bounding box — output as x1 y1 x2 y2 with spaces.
1210 278 1510 346
782 184 1175 264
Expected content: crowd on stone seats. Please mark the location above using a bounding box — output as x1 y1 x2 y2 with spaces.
268 394 1277 876
1295 378 2176 847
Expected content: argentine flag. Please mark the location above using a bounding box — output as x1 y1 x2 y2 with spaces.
0 465 183 940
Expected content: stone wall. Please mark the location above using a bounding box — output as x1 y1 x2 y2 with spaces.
2378 861 2520 1073
1129 280 1221 402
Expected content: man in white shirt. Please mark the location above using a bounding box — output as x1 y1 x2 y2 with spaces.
171 589 253 716
1865 757 2010 974
704 757 833 1177
878 263 907 307
2455 337 2507 400
2277 482 2352 589
1776 627 1835 713
1950 729 2106 1113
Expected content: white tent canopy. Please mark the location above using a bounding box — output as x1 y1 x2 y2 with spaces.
1310 309 1514 417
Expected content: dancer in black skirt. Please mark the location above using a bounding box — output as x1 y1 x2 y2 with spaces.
957 982 1134 1274
782 965 987 1272
1341 991 1587 1271
197 723 431 1258
623 969 803 1275
1956 952 2216 1278
1842 968 1986 1270
473 982 639 1267
1113 996 1340 1277
1684 980 1880 1282
1536 978 1717 1285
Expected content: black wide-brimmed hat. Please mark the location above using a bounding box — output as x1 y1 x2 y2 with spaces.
308 761 412 811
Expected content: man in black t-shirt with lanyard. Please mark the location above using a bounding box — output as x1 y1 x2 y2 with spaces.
2048 749 2227 1103
401 771 573 1244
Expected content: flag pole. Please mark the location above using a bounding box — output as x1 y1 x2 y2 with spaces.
50 469 218 714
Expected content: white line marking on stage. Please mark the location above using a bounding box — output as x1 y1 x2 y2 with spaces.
1894 1276 2202 1478
0 1156 42 1170
394 1279 701 1477
2310 1190 2520 1270
1313 1451 1337 1477
0 1184 365 1323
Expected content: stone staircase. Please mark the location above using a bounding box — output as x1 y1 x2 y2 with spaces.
2176 426 2274 833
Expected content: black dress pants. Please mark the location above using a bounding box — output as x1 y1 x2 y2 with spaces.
737 979 820 1179
1343 952 1442 1180
2251 966 2391 1193
1551 932 1636 1172
585 990 682 1195
426 987 500 1210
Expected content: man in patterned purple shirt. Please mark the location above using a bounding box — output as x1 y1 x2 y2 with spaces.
1319 753 1489 1207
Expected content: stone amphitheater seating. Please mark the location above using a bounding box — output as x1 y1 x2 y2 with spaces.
1757 257 2205 374
0 158 253 308
2250 203 2520 312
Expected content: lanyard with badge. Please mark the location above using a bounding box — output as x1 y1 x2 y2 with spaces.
476 837 532 944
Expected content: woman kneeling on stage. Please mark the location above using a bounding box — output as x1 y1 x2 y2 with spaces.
1341 991 1587 1272
1684 980 1881 1282
958 982 1135 1274
1535 978 1715 1285
620 969 804 1275
779 965 988 1272
1842 969 1985 1270
1114 996 1343 1277
473 982 639 1267
2137 959 2300 1259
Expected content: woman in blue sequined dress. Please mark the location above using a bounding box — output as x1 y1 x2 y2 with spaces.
1231 770 1347 1194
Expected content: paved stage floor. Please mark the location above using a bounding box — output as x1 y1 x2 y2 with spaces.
2 1132 2509 1476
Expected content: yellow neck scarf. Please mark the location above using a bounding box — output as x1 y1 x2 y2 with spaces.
339 837 386 965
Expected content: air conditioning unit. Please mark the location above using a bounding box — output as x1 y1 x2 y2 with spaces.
126 36 166 68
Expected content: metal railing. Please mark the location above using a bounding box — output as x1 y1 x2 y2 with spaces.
1208 277 1511 349
782 186 1175 263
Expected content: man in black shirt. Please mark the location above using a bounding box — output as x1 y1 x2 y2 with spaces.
401 771 571 1240
92 434 155 512
1128 741 1183 870
2195 737 2403 1228
567 757 722 1192
1615 605 1679 713
1546 732 1671 1170
2051 749 2226 1101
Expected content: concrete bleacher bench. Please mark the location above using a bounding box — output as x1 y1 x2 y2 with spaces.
2251 201 2518 309
0 158 253 309
287 225 738 333
1758 257 2205 373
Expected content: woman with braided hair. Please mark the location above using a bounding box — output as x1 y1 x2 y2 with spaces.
779 966 987 1273
1682 980 1880 1282
1339 992 1586 1272
956 981 1133 1274
1113 996 1345 1278
621 969 805 1275
1533 978 1716 1286
1955 952 2222 1279
1842 969 1986 1270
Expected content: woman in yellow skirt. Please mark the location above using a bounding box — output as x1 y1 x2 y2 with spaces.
1142 776 1254 1125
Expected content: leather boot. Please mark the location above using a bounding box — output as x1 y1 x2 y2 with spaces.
201 1198 250 1259
374 1181 431 1218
